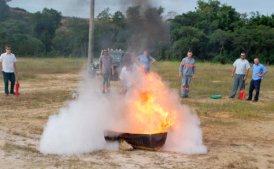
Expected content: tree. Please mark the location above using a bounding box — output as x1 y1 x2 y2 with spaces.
0 0 11 21
30 8 62 55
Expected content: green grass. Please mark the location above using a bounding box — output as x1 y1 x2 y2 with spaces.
2 142 39 153
153 61 274 119
1 59 273 119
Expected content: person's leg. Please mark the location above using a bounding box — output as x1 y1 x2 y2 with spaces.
254 80 261 101
106 73 111 93
10 73 15 94
2 71 9 95
185 76 192 97
247 79 254 100
230 74 239 97
238 75 245 98
101 74 106 93
181 75 187 97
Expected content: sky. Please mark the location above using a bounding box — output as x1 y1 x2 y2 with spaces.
8 0 274 18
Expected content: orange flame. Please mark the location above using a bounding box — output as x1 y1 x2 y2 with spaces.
127 70 178 134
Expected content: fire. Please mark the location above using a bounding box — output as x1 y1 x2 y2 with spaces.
127 71 178 134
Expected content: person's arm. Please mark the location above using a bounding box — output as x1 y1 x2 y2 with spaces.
135 56 140 65
179 60 184 77
14 63 18 74
149 57 156 65
257 66 268 77
231 67 236 78
192 61 196 79
99 57 102 75
111 63 114 75
251 70 253 79
244 69 249 81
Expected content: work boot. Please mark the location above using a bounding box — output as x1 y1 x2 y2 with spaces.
228 95 235 98
5 93 8 96
246 98 252 101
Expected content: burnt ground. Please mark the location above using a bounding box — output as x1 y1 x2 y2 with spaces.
0 73 274 169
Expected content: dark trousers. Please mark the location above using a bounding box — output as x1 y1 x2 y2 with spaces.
2 71 15 94
248 79 261 101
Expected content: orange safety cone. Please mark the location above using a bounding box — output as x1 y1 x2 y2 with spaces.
239 89 245 100
15 80 20 97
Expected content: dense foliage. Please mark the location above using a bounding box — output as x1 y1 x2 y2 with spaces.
1 0 274 64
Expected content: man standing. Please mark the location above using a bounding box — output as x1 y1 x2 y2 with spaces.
0 45 18 96
179 51 196 98
135 50 156 74
246 58 268 102
229 53 250 98
99 49 114 94
120 57 141 95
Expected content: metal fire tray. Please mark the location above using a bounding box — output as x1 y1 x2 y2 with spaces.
104 130 167 151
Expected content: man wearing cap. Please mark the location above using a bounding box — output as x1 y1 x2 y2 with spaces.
246 58 268 102
229 52 250 98
0 45 18 96
179 51 196 98
99 49 114 94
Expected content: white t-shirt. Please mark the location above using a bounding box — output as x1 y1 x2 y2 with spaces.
0 53 17 73
120 64 141 87
233 59 250 75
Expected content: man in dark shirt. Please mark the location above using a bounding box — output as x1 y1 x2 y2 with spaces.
99 49 114 94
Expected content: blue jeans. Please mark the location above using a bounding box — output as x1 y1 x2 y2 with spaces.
248 79 261 101
2 71 15 94
101 73 111 93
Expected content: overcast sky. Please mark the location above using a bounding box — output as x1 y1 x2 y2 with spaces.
8 0 274 18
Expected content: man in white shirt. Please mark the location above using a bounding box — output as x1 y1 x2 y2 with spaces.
120 57 141 95
229 52 250 98
0 46 18 96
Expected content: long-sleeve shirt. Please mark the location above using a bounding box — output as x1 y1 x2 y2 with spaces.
252 63 268 80
179 57 196 76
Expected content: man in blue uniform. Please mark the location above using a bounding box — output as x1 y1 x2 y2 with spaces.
179 51 196 98
246 58 268 102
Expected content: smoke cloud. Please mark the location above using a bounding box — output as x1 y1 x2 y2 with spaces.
40 70 206 155
40 0 206 155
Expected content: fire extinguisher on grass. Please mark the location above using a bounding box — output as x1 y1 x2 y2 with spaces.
15 78 20 97
239 89 245 100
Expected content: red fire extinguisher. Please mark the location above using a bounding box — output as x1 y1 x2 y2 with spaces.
15 80 20 97
239 89 245 100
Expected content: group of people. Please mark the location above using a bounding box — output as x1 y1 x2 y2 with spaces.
99 49 156 94
228 52 268 102
100 49 268 102
179 51 268 102
0 45 269 102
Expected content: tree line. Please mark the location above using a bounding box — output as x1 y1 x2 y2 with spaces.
1 0 274 64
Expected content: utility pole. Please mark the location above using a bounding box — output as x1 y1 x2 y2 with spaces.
88 0 95 64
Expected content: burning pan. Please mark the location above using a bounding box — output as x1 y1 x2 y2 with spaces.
104 130 167 151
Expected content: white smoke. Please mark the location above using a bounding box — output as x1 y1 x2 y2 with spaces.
39 71 207 155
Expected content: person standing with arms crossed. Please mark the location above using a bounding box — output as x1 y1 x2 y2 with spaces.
0 45 18 96
99 49 114 94
179 51 196 98
246 58 268 102
229 52 250 98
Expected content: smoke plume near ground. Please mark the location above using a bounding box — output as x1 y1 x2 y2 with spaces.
39 70 207 155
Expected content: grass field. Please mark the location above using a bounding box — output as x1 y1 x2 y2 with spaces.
0 58 273 169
